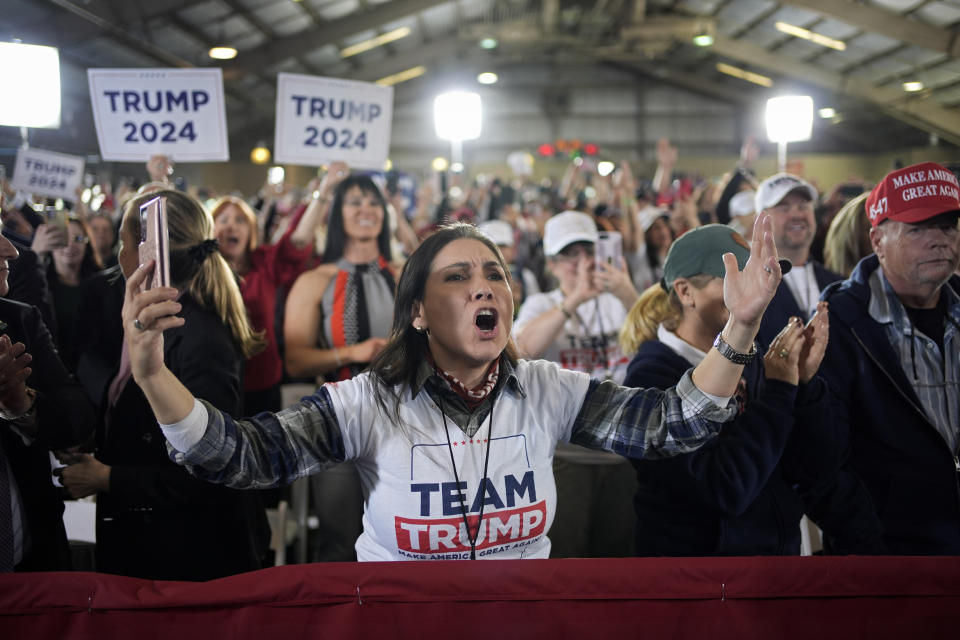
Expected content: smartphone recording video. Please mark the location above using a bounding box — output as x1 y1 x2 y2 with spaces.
138 196 170 291
595 231 622 271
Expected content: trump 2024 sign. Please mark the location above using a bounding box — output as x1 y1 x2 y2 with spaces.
274 73 393 170
87 68 229 162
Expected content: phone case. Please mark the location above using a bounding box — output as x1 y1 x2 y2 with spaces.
138 196 170 291
595 231 622 268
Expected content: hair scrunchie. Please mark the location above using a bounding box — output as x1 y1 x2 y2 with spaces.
188 238 220 264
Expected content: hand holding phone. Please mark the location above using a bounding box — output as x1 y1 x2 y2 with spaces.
138 196 170 291
595 231 623 271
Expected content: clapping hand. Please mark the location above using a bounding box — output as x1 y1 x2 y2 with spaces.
0 335 32 415
798 302 829 384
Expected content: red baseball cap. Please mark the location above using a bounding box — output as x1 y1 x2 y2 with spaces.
866 161 960 227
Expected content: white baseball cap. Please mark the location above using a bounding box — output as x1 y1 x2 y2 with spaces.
477 220 514 247
543 211 599 256
755 173 818 212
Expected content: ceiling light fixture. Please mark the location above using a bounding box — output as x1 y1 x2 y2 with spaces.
477 72 498 85
818 107 836 119
479 37 498 50
250 142 270 165
208 46 238 60
341 27 411 58
902 81 924 92
774 22 846 51
376 65 427 86
693 34 714 47
716 62 773 87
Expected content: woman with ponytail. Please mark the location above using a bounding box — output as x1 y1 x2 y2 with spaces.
620 224 835 556
60 190 270 581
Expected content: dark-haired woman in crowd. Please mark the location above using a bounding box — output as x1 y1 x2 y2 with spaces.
619 224 836 556
282 171 397 560
124 213 785 562
60 190 270 580
87 212 118 269
47 217 103 372
210 167 333 415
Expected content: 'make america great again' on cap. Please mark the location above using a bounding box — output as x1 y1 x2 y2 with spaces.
866 161 960 227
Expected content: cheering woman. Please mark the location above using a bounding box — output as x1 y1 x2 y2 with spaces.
122 214 783 561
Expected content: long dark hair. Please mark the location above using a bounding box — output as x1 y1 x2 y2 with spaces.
369 223 518 417
323 175 392 263
47 217 103 285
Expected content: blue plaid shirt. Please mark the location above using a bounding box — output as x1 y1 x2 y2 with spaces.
169 358 735 489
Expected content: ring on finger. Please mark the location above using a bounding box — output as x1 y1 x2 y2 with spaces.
763 265 772 274
133 318 146 331
778 348 789 359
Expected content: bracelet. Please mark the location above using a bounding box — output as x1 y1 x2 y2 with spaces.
557 303 573 320
0 386 37 422
712 333 757 365
333 348 343 367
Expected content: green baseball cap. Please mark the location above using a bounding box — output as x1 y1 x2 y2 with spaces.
662 224 751 291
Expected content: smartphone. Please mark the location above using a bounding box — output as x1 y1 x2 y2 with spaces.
595 231 622 270
43 205 70 235
138 196 170 291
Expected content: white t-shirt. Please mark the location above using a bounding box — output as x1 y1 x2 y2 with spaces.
328 359 590 561
513 290 631 465
513 289 630 384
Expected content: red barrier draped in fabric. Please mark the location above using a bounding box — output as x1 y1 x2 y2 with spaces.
1 556 959 638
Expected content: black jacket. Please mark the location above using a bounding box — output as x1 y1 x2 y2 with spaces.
95 293 270 580
0 297 96 571
624 339 834 556
808 255 960 555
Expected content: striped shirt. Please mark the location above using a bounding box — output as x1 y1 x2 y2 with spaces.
868 267 960 453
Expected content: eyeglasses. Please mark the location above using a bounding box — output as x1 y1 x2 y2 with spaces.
70 234 89 244
556 244 595 262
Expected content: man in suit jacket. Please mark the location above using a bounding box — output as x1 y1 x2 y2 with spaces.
0 229 96 571
753 173 842 349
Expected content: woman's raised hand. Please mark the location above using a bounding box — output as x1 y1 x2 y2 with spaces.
317 161 350 198
722 212 781 333
122 261 183 382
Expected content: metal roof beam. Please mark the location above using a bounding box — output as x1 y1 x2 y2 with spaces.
711 35 960 145
780 0 960 58
220 0 450 76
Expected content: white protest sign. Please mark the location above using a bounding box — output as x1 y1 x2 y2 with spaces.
274 73 393 170
12 147 85 202
87 68 229 162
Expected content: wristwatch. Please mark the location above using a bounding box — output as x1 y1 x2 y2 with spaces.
712 333 757 365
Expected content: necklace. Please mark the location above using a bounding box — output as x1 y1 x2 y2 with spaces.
436 384 495 560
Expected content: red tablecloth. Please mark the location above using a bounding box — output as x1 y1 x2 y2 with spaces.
2 556 959 638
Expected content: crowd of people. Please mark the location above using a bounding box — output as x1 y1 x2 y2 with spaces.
0 138 958 577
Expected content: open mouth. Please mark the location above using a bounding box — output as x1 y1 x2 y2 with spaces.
475 308 498 332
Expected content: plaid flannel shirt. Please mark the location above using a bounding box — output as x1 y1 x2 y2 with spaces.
169 358 734 488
